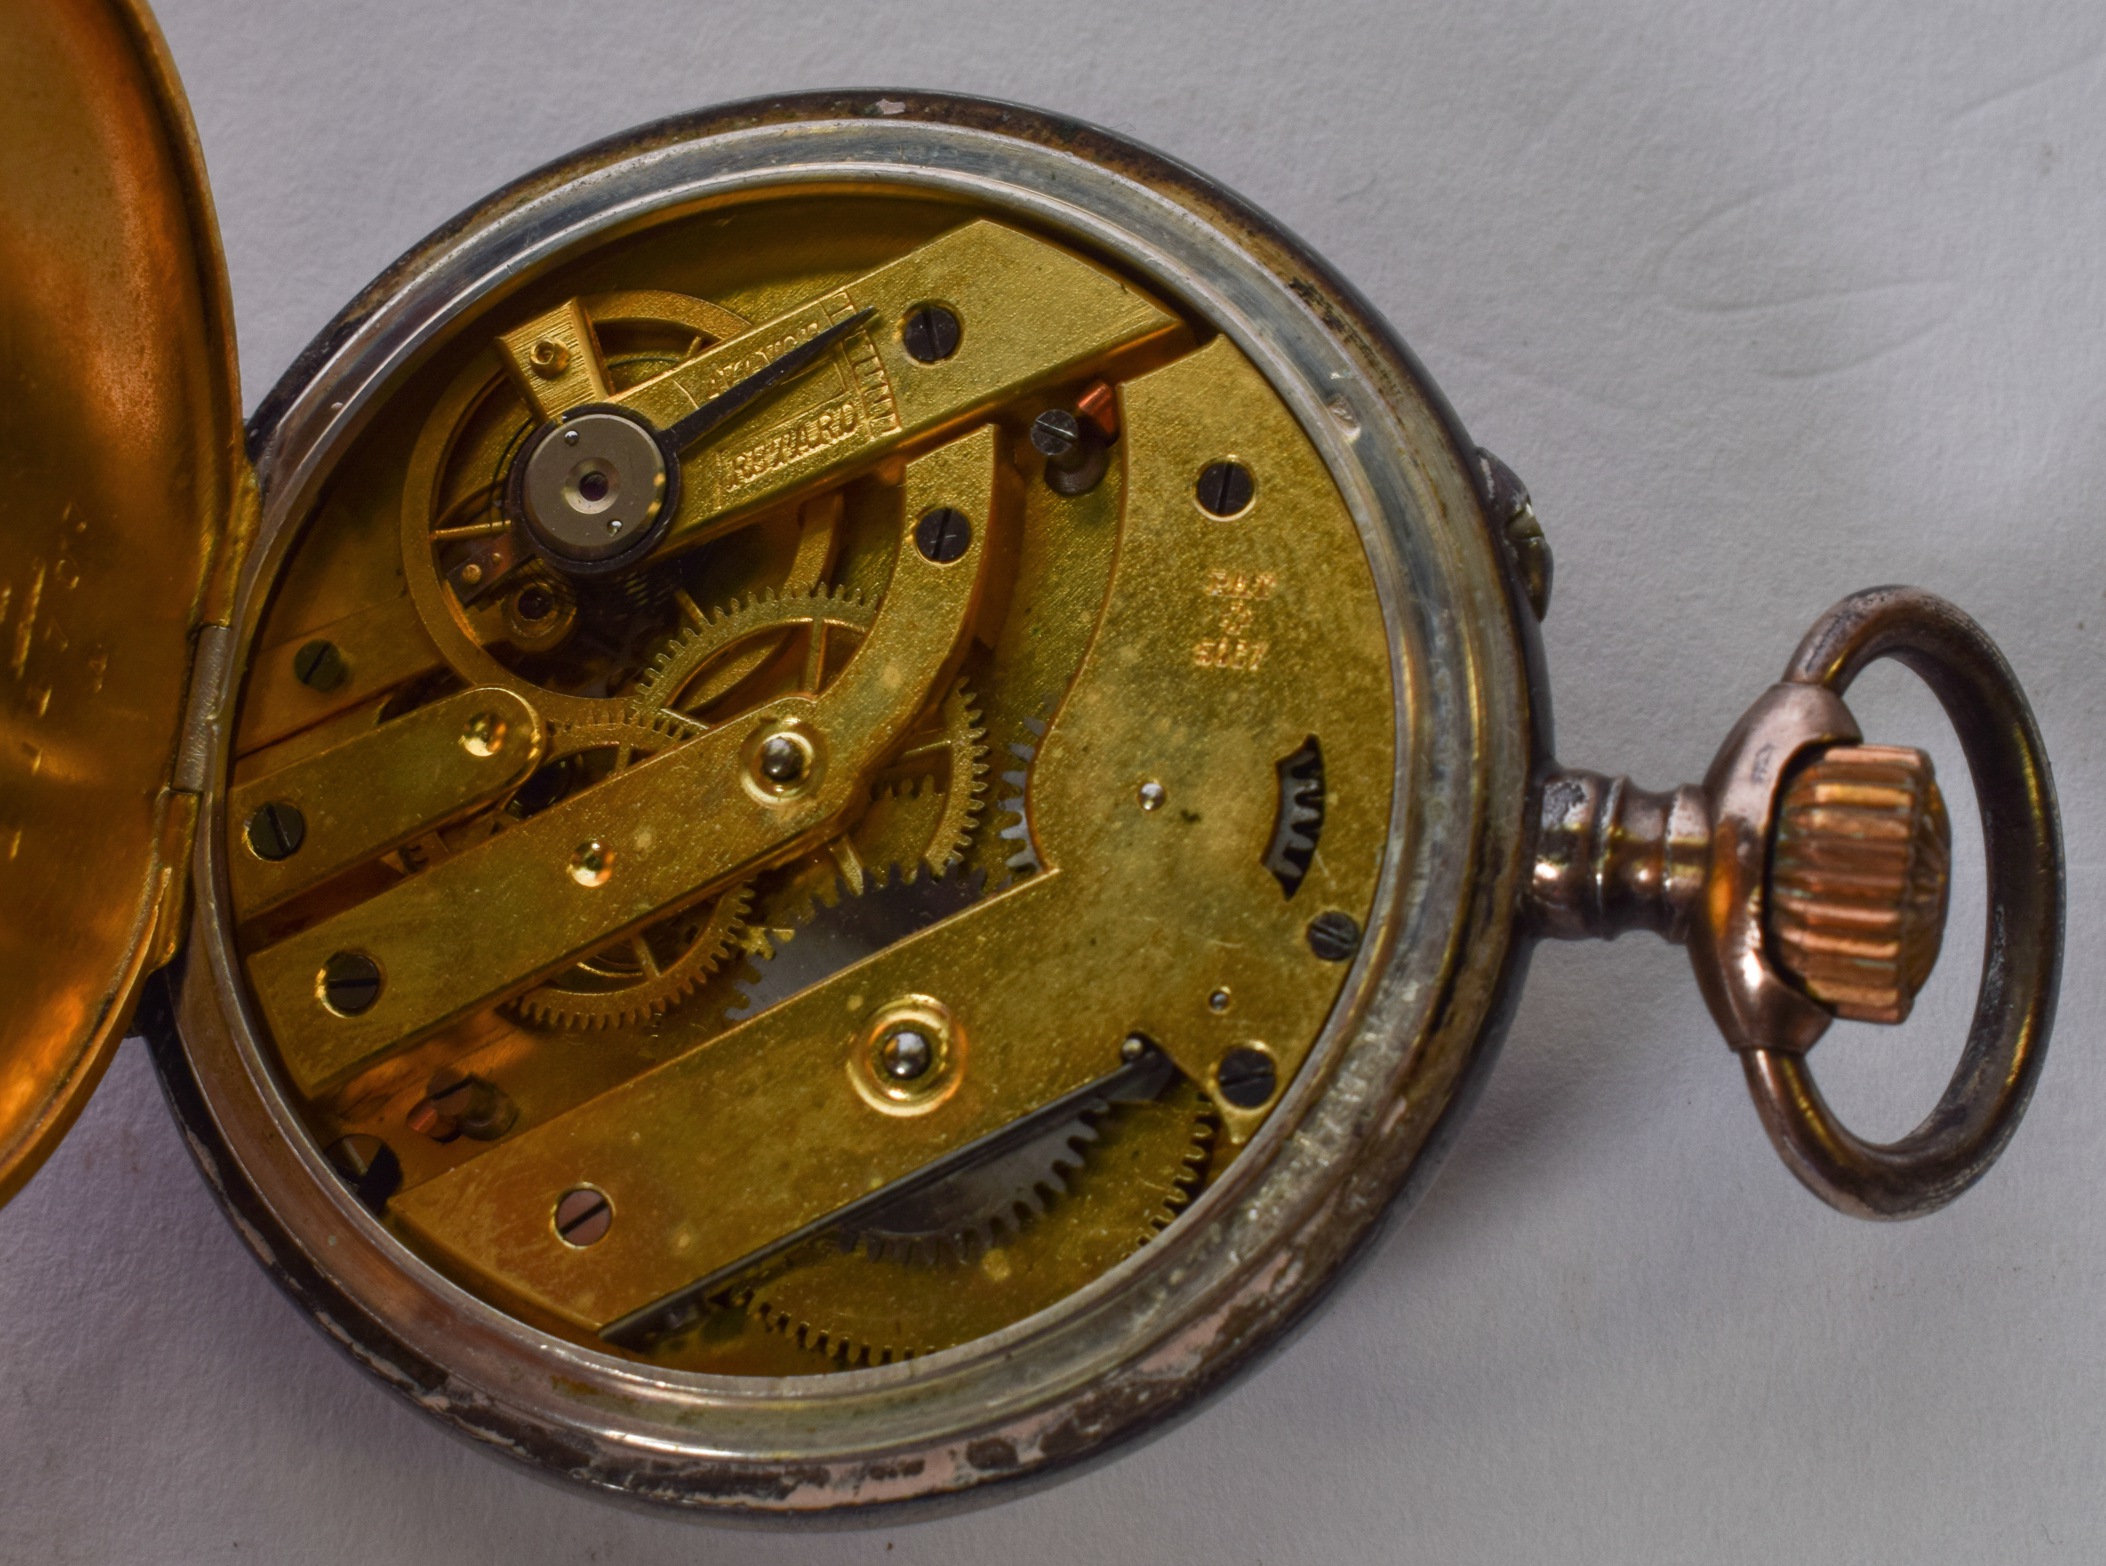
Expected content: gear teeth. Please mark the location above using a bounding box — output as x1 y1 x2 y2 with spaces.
748 1294 923 1368
442 714 746 1031
843 1098 1112 1267
1142 1109 1218 1241
541 707 695 749
990 714 1049 879
917 677 990 878
631 581 876 721
870 774 937 885
995 750 1041 876
1265 737 1326 897
737 1270 928 1367
513 880 751 1031
728 1089 1217 1369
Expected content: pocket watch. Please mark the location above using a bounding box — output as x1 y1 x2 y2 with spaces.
0 0 2063 1519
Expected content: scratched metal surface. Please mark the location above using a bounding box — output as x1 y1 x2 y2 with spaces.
2 0 2101 1559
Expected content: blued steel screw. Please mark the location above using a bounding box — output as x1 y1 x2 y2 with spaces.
1216 1046 1278 1109
293 638 348 692
245 801 306 861
1032 408 1111 496
1306 910 1362 962
320 951 383 1015
901 304 961 363
1031 409 1083 461
916 507 973 563
1196 460 1255 517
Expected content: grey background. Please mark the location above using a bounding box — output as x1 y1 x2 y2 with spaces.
4 0 2101 1560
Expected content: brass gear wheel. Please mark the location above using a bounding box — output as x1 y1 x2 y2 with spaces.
514 883 750 1032
421 714 752 1031
729 1084 1218 1369
398 290 760 731
889 679 988 880
631 583 876 729
734 676 988 965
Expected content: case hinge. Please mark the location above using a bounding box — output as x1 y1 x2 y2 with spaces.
172 622 234 795
147 619 235 972
199 468 261 631
149 464 257 973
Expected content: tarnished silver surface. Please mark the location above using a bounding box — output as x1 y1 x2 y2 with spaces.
161 94 1536 1515
1743 587 2061 1219
1519 584 2059 1222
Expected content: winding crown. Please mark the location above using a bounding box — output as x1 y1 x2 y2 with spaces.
1767 744 1953 1025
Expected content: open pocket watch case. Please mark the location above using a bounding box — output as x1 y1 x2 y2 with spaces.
0 0 2064 1520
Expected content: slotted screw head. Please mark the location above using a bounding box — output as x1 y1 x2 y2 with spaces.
1306 910 1361 962
292 638 347 691
901 304 961 362
1031 408 1082 459
318 952 382 1016
915 507 972 563
1215 1046 1278 1109
554 1187 612 1247
1196 460 1254 517
245 801 306 861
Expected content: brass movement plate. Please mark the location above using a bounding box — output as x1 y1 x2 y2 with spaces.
218 189 1398 1372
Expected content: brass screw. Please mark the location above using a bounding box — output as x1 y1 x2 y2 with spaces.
412 1073 518 1143
405 1097 460 1143
1032 408 1084 460
1031 408 1111 496
323 1135 401 1212
528 338 572 378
